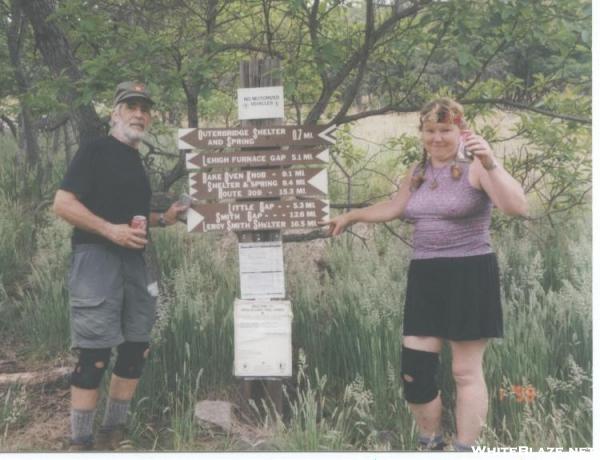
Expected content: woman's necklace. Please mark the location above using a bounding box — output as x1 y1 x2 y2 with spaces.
428 161 444 189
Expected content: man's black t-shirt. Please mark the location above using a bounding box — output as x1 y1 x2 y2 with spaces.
60 135 151 249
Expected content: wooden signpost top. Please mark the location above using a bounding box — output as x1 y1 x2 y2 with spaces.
179 124 337 149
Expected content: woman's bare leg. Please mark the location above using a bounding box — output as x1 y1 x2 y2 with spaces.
449 338 489 446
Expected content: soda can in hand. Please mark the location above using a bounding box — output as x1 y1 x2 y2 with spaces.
130 215 147 231
459 130 473 161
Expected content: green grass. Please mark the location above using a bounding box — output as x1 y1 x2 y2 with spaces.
0 131 591 451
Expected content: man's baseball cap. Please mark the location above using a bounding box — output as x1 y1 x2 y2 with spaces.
113 81 154 106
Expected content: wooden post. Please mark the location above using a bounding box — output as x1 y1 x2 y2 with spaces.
237 58 284 420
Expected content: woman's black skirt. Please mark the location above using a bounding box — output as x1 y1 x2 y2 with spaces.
403 253 503 340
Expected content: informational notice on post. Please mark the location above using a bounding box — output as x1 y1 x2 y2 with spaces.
234 299 293 377
237 86 284 120
238 241 285 299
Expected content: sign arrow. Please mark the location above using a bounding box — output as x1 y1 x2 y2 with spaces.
178 125 337 149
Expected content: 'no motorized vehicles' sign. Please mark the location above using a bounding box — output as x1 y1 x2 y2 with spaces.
237 86 284 120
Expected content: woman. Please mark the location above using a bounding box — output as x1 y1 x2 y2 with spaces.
324 98 527 451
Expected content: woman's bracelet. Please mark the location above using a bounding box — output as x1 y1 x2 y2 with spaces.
483 159 498 171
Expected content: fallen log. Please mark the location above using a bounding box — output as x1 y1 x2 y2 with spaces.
0 367 71 387
0 360 18 373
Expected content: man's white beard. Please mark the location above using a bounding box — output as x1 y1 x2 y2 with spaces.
121 124 145 143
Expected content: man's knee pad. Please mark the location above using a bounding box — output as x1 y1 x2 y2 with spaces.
113 341 149 379
71 348 111 389
401 346 440 404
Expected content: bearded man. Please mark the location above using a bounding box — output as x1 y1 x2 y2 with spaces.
53 81 186 450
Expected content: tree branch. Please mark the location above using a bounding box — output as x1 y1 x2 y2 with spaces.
460 98 591 124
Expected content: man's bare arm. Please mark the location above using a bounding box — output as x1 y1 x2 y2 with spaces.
53 190 147 249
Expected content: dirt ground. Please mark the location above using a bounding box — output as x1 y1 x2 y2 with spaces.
0 335 71 452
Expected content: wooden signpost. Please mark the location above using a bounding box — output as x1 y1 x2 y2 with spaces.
181 57 336 420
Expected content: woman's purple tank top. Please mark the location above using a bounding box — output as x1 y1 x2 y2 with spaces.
401 161 493 260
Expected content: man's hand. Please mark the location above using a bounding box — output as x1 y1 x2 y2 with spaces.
105 224 148 249
163 202 189 225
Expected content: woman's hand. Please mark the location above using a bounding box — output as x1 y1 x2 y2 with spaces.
320 213 353 236
463 132 497 170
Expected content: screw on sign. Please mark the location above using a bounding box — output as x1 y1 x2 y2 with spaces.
178 125 337 149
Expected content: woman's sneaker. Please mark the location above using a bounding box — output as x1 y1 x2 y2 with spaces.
417 434 446 451
95 425 134 451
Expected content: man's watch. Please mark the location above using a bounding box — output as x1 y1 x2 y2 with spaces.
158 213 167 227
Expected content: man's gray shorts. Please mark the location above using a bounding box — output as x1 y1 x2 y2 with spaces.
68 244 158 348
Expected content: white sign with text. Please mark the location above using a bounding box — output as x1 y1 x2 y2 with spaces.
237 86 284 120
234 299 293 377
239 241 285 299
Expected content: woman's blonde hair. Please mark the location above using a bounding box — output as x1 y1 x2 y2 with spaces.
419 97 467 130
411 97 466 191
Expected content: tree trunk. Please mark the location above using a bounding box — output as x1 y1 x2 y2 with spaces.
63 123 72 164
6 1 40 166
183 82 199 128
20 0 105 143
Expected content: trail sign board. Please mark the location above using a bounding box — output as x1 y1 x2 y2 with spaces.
187 199 329 233
185 147 329 170
239 241 285 300
189 168 327 200
234 299 292 378
178 125 337 149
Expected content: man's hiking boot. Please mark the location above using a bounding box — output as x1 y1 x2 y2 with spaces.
95 425 134 451
59 437 94 451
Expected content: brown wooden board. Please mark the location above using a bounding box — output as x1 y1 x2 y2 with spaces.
178 125 337 149
187 199 329 232
185 147 329 170
189 168 327 200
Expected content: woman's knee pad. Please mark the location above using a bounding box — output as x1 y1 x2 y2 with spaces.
71 348 112 389
401 346 440 404
113 341 150 379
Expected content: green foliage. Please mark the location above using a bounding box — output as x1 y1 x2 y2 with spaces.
0 0 592 451
133 227 237 428
18 214 72 354
0 386 29 444
0 137 38 294
0 174 591 450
